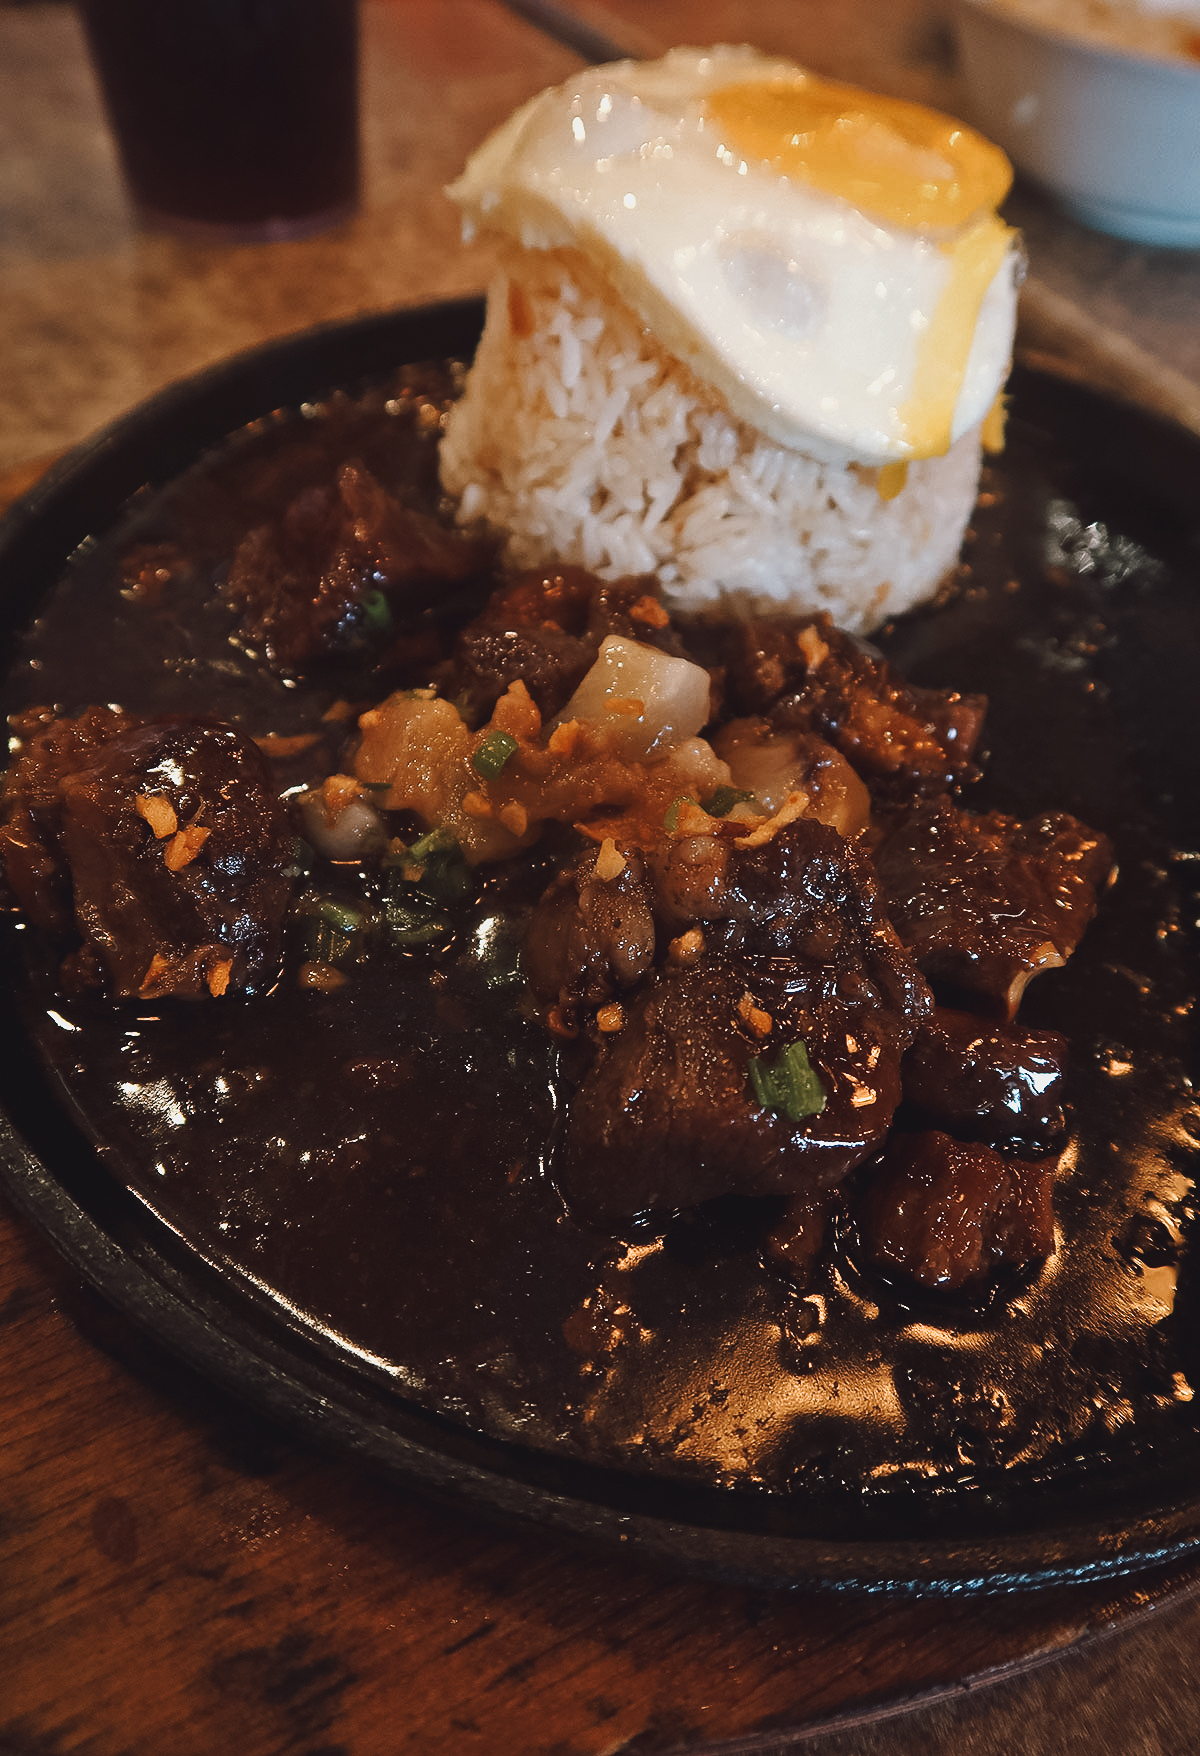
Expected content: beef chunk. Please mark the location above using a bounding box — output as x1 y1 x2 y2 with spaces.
903 1008 1068 1150
1 705 141 932
223 459 487 671
764 1188 837 1289
647 815 932 1026
556 818 931 1218
855 1130 1055 1293
441 567 681 724
871 796 1114 1018
559 960 892 1216
2 711 292 998
724 614 986 793
524 842 656 1017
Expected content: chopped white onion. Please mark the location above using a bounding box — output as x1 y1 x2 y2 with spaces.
557 636 711 758
298 791 387 862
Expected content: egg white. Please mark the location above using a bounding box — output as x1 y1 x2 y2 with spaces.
450 46 1019 466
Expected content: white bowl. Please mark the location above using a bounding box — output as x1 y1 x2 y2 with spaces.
952 0 1200 246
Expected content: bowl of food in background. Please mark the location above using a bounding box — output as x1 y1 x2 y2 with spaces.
951 0 1200 245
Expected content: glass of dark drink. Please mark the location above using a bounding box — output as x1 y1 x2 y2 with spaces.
79 0 360 244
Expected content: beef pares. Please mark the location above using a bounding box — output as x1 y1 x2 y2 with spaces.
1 705 140 934
855 1130 1056 1295
902 1007 1068 1152
724 613 986 794
871 796 1114 1019
1 710 292 998
524 842 657 1018
555 817 932 1218
223 460 488 671
441 567 682 725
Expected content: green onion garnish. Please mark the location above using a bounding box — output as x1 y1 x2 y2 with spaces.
361 590 393 633
471 729 518 778
285 837 315 878
295 893 366 965
408 826 458 863
317 898 364 934
704 785 758 818
385 889 452 947
663 794 695 834
748 1041 826 1122
385 833 471 908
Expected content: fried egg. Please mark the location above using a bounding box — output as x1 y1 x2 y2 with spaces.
449 46 1019 466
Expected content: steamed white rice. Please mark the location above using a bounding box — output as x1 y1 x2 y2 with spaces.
439 247 986 635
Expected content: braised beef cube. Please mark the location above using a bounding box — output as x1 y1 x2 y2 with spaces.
723 618 799 715
856 1130 1056 1293
223 459 488 670
584 574 683 650
441 566 595 723
524 843 656 1017
661 815 932 1030
871 796 1113 1019
441 567 678 724
445 623 593 729
724 613 986 792
54 717 292 999
904 1008 1068 1149
558 819 930 1218
0 705 141 932
764 1188 836 1289
560 945 921 1218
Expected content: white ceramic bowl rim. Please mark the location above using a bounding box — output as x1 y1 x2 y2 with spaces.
956 0 1200 83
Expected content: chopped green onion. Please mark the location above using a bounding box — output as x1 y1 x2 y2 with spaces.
317 897 364 934
385 833 471 911
748 1041 826 1122
295 893 366 966
663 794 695 834
408 826 458 863
419 845 470 904
469 912 525 989
309 920 355 964
704 785 758 818
384 888 452 947
361 590 393 633
425 853 471 905
471 729 519 779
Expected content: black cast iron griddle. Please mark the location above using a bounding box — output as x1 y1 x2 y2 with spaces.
1 298 1199 1592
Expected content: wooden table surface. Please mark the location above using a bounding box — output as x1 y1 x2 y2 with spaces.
5 4 1200 1752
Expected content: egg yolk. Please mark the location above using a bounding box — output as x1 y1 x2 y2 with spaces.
903 212 1015 457
702 74 1012 233
703 74 1015 458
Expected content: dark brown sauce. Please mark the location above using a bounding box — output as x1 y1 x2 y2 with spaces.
4 370 1200 1532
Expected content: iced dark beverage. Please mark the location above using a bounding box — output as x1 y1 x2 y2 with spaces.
79 0 360 243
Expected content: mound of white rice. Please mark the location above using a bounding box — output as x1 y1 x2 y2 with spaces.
439 247 986 635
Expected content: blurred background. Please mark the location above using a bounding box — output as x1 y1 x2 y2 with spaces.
2 0 1199 481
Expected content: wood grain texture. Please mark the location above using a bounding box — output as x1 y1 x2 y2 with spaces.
4 1174 1200 1755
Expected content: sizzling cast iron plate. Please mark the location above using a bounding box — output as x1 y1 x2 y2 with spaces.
1 298 1199 1592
